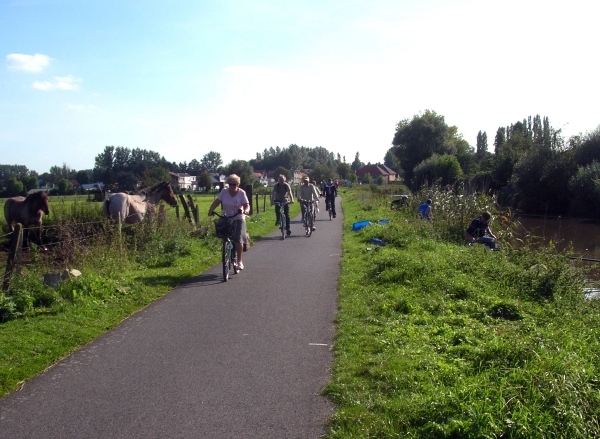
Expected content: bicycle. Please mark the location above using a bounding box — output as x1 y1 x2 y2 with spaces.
274 200 292 240
213 211 242 282
300 199 316 237
326 196 334 220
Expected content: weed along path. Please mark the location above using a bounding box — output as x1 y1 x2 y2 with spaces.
0 204 342 439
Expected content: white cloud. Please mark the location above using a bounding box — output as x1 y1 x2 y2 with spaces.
6 53 52 73
135 119 151 126
33 75 82 91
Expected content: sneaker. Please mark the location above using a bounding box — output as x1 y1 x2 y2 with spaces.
286 229 291 236
333 214 336 218
275 220 280 226
237 262 244 270
316 208 319 213
311 227 316 231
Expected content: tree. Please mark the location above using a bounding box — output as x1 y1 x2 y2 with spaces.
76 170 90 184
201 151 223 172
224 160 255 188
197 171 214 192
337 162 351 180
572 126 600 166
5 177 25 196
351 152 363 172
310 164 336 185
569 161 600 218
347 173 357 184
274 166 292 183
21 174 39 192
476 131 488 160
362 173 372 184
57 178 73 195
392 110 453 185
383 147 400 170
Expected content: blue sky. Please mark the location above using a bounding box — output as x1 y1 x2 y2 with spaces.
2 0 599 175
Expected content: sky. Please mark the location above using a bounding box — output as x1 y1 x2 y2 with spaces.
1 0 599 175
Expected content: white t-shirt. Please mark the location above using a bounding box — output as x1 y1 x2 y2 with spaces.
217 188 249 219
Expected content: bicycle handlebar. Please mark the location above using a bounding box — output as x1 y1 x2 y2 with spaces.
211 209 249 219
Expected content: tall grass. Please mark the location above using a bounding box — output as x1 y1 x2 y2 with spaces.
325 186 600 438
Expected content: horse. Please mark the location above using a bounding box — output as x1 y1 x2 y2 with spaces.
102 180 178 224
3 191 50 249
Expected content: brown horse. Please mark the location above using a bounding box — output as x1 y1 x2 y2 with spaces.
3 191 50 249
103 180 178 224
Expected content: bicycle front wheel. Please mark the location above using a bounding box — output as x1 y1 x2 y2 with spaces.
307 208 313 237
222 240 230 282
280 212 286 240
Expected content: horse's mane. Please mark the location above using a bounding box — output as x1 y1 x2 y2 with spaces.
139 180 169 196
26 191 49 201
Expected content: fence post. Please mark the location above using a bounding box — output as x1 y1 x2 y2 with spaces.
2 224 23 291
178 194 194 225
245 184 253 215
187 194 199 227
255 193 259 213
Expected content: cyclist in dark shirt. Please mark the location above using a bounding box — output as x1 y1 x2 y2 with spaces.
322 178 338 218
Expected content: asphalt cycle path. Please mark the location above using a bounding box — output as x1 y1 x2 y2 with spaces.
0 198 343 439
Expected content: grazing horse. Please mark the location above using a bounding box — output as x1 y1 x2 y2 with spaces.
103 181 178 224
3 191 50 249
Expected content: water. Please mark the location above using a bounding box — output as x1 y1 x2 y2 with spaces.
516 215 600 281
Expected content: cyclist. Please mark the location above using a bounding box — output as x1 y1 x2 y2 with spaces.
297 176 320 231
208 174 250 270
322 178 338 218
271 174 294 236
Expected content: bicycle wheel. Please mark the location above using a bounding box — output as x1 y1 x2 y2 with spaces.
328 199 333 220
280 212 286 240
222 240 229 282
307 207 313 237
231 243 238 274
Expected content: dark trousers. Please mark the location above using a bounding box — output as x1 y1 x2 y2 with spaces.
275 203 291 230
325 196 336 215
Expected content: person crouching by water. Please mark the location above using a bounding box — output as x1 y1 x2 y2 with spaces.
465 211 498 250
208 174 250 270
418 199 433 220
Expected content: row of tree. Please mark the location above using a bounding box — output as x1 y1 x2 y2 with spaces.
388 110 600 217
3 111 598 217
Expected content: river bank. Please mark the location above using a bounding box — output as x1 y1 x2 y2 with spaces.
325 187 600 438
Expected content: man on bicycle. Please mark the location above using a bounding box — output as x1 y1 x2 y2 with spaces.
322 178 338 218
297 176 319 231
271 174 294 236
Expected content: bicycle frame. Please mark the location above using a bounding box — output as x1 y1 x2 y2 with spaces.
274 200 291 240
213 212 240 281
300 199 316 237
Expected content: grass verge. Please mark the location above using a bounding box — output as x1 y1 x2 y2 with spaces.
0 198 299 397
324 186 600 438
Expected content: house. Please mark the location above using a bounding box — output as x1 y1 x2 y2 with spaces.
292 169 311 185
253 170 269 187
355 164 399 183
169 172 196 190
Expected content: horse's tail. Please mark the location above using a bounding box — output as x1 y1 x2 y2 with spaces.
102 197 111 218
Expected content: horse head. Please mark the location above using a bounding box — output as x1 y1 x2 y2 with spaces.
144 181 178 208
30 191 50 215
163 181 178 207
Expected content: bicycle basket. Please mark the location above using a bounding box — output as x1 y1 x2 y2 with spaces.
214 217 231 239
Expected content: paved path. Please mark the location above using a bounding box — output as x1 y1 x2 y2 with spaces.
0 202 342 439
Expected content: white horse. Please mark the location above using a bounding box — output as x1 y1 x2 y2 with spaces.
103 181 178 224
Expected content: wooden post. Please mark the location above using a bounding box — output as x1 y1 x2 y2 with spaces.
2 224 23 291
245 184 253 215
255 193 259 213
263 193 267 212
178 194 194 225
187 194 199 227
